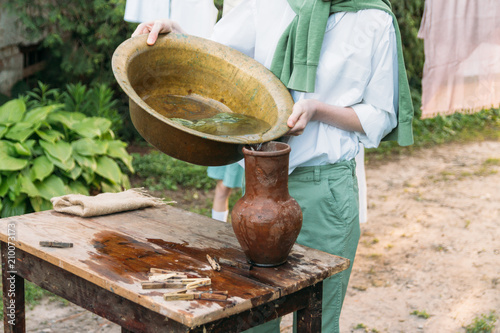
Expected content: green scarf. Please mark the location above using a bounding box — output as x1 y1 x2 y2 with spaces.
270 0 414 146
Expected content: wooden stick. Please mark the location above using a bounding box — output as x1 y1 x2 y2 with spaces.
143 278 211 289
141 282 186 289
163 290 228 301
195 292 228 301
164 293 194 301
148 273 178 282
206 254 221 271
186 278 211 289
150 268 183 275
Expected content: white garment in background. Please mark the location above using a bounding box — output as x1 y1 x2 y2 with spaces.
124 0 171 23
418 0 500 118
171 0 218 38
124 0 217 38
223 0 243 16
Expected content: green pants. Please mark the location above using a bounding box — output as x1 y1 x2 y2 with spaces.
243 160 360 333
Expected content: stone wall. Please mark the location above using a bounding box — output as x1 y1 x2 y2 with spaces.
0 8 43 96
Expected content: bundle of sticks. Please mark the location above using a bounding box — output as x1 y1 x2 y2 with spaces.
141 268 228 301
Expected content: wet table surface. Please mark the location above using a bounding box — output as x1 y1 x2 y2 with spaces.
0 206 349 332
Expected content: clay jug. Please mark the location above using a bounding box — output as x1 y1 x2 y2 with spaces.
231 142 302 267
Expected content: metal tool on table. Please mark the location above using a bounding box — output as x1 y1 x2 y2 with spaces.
39 241 73 248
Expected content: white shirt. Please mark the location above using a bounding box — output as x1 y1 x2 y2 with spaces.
212 0 398 172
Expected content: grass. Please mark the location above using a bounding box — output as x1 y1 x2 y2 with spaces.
411 310 430 319
132 151 215 191
366 108 500 161
354 323 380 332
0 279 65 316
354 323 368 331
464 311 497 333
131 150 244 218
429 157 500 183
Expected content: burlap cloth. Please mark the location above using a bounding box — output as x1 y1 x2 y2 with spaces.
50 189 169 217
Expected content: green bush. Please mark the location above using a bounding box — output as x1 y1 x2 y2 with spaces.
0 97 134 218
4 0 135 87
392 0 425 92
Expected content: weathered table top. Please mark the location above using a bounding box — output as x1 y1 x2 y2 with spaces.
0 206 349 328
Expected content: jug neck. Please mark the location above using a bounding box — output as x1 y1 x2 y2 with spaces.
242 142 291 199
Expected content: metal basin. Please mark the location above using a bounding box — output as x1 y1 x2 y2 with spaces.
112 33 294 166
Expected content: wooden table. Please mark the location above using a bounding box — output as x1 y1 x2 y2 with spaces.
0 206 349 332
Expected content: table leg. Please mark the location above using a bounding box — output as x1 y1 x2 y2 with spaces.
296 282 322 333
1 241 26 333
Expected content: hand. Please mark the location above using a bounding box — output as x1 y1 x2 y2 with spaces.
286 99 318 136
131 19 186 45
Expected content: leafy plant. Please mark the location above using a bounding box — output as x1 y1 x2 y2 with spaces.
464 311 497 333
0 98 133 218
21 81 123 134
63 82 123 133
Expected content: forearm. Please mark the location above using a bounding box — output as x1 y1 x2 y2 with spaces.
312 100 365 134
287 99 365 136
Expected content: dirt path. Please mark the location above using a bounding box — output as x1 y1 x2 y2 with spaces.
341 140 500 333
7 140 500 333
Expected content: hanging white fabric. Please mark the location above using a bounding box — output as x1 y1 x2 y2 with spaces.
124 0 171 24
418 0 500 118
124 0 218 38
222 0 243 16
171 0 218 38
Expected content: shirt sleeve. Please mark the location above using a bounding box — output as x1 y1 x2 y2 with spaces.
352 14 399 148
210 0 257 58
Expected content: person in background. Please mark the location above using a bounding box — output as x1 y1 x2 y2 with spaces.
207 163 243 222
124 0 217 38
206 0 245 223
222 0 243 16
131 0 414 331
